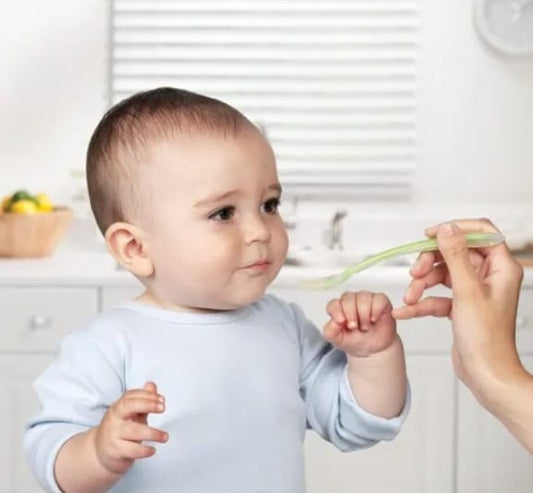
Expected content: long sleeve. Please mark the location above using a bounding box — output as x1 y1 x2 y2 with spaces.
291 302 410 452
24 332 124 492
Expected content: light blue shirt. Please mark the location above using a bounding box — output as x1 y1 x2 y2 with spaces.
24 294 410 493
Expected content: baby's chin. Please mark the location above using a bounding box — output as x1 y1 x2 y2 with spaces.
208 287 270 311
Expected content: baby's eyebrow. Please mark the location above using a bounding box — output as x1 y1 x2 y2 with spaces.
268 183 283 195
194 183 282 208
194 190 239 208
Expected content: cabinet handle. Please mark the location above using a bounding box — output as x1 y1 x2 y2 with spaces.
29 315 53 330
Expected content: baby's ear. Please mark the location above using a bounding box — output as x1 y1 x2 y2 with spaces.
104 222 154 278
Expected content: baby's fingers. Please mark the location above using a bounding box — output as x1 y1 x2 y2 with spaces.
370 293 393 322
122 388 165 402
326 298 347 326
116 440 157 461
120 421 169 444
114 397 165 420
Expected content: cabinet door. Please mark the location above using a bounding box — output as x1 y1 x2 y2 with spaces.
0 355 54 493
457 356 533 493
304 355 455 493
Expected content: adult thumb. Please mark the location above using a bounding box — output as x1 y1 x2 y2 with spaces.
436 222 477 293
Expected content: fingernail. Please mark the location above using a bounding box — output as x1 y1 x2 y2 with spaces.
158 396 165 403
439 222 458 236
336 317 345 325
347 320 357 329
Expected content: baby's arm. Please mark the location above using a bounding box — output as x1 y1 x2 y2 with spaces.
324 291 407 418
54 382 167 493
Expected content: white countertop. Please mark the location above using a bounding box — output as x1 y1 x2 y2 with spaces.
0 245 532 289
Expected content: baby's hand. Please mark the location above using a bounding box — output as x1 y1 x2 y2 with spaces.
324 291 397 358
94 381 168 476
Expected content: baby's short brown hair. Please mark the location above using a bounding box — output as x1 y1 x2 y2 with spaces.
86 87 252 234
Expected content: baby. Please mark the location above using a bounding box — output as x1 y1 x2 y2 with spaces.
24 87 410 493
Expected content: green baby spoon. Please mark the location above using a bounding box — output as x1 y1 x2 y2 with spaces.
298 232 505 290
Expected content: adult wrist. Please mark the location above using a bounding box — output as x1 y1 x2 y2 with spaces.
473 359 530 414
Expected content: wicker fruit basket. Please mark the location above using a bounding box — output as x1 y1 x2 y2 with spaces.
0 207 72 258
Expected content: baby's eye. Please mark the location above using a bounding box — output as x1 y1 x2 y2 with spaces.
262 198 280 215
209 206 235 221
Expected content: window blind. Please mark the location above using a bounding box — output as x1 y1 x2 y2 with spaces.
110 0 418 198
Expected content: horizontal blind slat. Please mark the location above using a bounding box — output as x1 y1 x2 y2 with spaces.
111 0 418 197
115 17 419 29
114 47 415 61
115 1 417 13
114 31 417 44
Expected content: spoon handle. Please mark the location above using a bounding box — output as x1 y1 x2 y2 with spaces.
298 232 505 290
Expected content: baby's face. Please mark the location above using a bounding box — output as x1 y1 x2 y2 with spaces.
142 126 289 311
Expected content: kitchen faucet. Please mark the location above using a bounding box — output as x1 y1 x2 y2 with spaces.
324 210 347 250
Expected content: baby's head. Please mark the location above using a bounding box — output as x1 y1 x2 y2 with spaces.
86 87 288 311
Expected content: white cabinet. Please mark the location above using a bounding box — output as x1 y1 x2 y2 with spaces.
0 287 99 493
305 356 455 493
457 357 533 493
0 355 55 493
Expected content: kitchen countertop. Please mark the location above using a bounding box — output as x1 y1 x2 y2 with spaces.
0 246 532 288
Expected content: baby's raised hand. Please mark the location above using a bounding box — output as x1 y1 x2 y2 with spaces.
324 291 397 357
94 381 168 475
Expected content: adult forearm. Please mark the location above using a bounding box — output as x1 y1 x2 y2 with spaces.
346 336 407 419
54 428 122 493
478 365 533 454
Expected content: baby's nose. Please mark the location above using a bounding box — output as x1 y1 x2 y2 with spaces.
244 215 271 243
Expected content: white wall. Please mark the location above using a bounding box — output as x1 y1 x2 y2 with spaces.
415 0 533 204
0 0 108 205
1 0 532 209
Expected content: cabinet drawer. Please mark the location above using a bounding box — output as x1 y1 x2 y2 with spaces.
0 287 98 352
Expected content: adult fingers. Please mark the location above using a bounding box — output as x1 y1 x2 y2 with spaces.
425 217 500 237
433 223 480 297
409 251 437 278
391 296 452 320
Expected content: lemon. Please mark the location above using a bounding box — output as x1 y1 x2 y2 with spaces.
35 193 53 212
1 195 12 212
11 199 38 214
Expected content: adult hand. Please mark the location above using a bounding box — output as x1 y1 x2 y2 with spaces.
392 219 533 452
